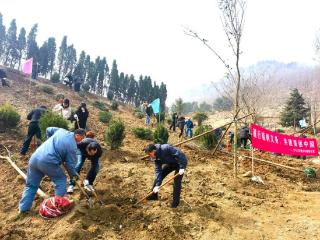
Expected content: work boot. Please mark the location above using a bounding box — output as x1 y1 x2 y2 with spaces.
67 185 74 193
146 193 158 201
169 202 179 208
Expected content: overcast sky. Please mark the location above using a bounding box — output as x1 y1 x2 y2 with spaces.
1 0 320 104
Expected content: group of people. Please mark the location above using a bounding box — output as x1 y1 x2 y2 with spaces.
169 112 194 139
20 96 89 156
19 99 189 214
228 125 251 148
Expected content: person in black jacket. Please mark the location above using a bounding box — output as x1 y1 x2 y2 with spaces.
144 143 188 208
67 137 103 193
169 112 178 132
20 106 47 156
177 116 185 139
74 102 89 130
240 125 250 148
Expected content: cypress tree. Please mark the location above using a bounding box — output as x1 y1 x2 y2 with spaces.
280 88 310 128
47 37 56 77
57 36 67 76
0 13 6 61
17 27 26 69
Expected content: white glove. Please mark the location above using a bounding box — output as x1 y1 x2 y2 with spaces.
178 169 185 175
153 186 160 193
74 114 78 119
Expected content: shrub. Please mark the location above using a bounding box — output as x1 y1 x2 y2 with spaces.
107 90 114 101
153 124 169 144
104 119 125 150
39 85 54 94
39 111 69 140
193 112 208 126
92 101 106 111
99 111 112 123
167 118 172 126
55 94 65 101
50 72 60 83
111 101 119 111
135 111 144 119
194 125 217 149
81 83 90 92
78 91 86 98
0 103 20 130
133 127 153 140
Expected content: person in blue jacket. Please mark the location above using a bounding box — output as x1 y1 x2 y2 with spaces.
20 106 47 156
67 137 103 193
144 143 188 208
185 117 194 138
19 128 86 213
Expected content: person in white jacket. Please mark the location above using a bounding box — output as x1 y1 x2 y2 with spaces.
53 98 72 120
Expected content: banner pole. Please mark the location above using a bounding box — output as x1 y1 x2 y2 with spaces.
251 147 254 176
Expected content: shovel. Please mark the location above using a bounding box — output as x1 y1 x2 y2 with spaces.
135 172 180 206
75 179 94 208
75 172 104 205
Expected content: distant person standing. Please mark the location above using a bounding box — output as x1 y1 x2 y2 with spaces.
185 118 194 138
20 106 47 156
177 116 185 139
240 125 250 148
228 131 234 147
74 102 89 130
169 112 178 132
145 104 153 126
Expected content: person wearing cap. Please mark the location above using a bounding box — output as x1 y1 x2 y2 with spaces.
20 105 47 156
19 128 86 213
67 137 103 193
74 102 89 130
144 143 188 208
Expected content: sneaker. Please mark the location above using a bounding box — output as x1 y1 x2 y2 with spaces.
83 179 89 187
84 185 94 192
67 185 74 193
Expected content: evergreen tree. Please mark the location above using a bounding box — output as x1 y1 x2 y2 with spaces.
57 36 67 76
122 74 130 101
199 102 212 112
39 40 49 77
73 50 86 80
0 13 6 61
172 98 184 115
280 88 310 128
62 44 77 77
213 96 233 111
26 24 39 78
96 57 107 96
47 37 56 77
16 27 26 69
84 54 91 81
159 82 167 112
108 60 119 99
118 72 125 100
87 60 96 92
127 74 138 104
4 19 17 66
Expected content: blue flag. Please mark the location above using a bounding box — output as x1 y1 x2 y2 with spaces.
151 98 160 114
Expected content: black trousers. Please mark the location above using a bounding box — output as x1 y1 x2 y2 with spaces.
240 137 248 148
151 164 183 207
20 122 41 155
169 121 176 132
178 128 184 138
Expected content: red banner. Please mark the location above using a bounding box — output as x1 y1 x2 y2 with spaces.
251 124 319 156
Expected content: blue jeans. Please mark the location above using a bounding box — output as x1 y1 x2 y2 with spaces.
70 154 100 185
19 157 67 212
186 128 193 138
145 115 151 125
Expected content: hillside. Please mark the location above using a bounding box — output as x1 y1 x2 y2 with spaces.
1 71 320 240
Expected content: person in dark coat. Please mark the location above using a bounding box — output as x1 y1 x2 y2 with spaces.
145 104 153 126
20 106 47 156
169 112 178 132
240 125 250 148
67 137 103 193
74 102 89 130
144 143 188 208
177 116 185 139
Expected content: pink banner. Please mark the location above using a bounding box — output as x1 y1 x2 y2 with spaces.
251 124 318 156
22 58 33 75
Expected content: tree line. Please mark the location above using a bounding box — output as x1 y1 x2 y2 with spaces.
0 14 167 109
